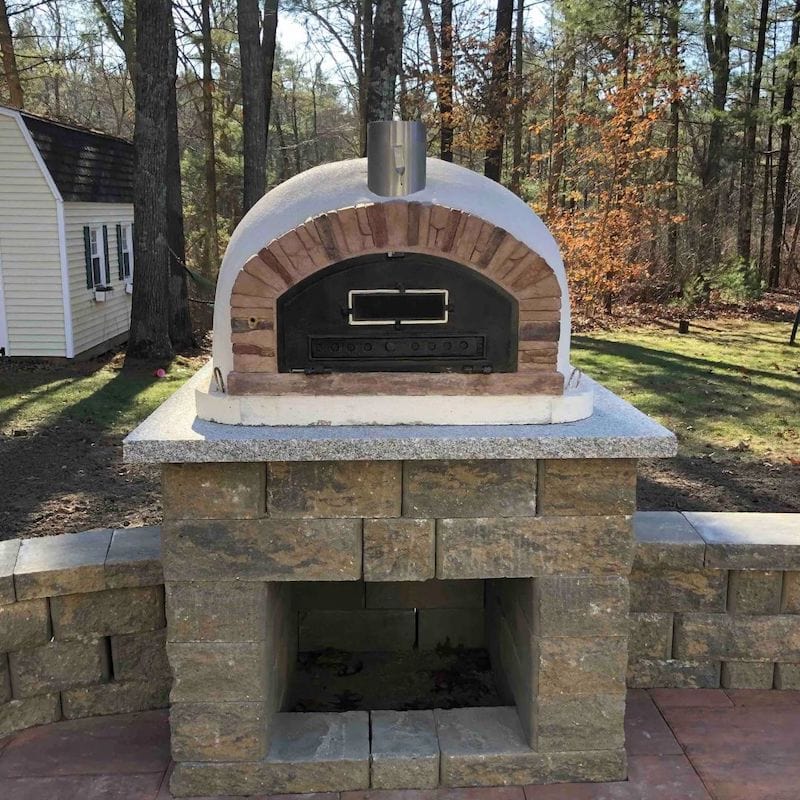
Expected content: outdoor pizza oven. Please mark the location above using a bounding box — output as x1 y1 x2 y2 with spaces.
196 120 593 425
124 121 677 798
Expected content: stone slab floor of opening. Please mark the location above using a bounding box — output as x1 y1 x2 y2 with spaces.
1 689 799 799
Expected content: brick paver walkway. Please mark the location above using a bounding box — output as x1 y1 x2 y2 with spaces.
1 689 798 799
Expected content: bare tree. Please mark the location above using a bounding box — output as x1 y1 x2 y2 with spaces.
440 0 453 160
509 0 525 194
699 0 730 267
484 0 513 182
200 0 219 272
769 0 800 287
0 0 23 106
128 0 174 360
239 0 279 214
366 0 403 123
737 0 770 265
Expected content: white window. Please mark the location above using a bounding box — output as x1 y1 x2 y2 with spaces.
89 226 106 287
120 224 133 282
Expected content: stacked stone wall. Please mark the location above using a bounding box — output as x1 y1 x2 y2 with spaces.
0 527 167 739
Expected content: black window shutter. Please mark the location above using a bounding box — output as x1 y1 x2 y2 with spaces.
83 226 93 289
102 225 111 285
116 224 124 280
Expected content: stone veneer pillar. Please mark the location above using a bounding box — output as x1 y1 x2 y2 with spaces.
160 456 637 796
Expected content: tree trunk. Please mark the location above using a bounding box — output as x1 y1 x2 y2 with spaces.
769 0 800 287
0 0 23 107
129 0 173 360
201 0 220 276
546 38 575 210
509 0 525 195
737 0 770 265
700 0 731 269
166 7 192 350
665 0 681 279
440 0 453 161
366 0 403 124
484 0 513 182
262 0 278 154
238 0 267 213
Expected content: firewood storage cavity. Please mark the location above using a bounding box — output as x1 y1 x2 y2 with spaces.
123 121 677 797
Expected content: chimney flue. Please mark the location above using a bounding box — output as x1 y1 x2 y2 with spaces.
367 120 427 197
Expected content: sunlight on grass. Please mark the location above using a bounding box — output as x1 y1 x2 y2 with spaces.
572 320 800 459
0 355 201 435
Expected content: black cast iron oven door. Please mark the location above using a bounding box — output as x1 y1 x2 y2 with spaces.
277 253 519 373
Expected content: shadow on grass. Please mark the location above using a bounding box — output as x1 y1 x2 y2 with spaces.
573 336 797 400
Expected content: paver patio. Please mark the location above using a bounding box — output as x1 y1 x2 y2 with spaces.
0 689 798 800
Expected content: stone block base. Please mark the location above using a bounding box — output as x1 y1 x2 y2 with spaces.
169 705 626 796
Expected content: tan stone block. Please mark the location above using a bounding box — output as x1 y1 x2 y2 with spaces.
162 518 361 581
9 639 110 698
728 570 783 614
363 518 434 582
166 581 267 642
105 526 162 589
0 539 20 604
537 637 627 697
775 662 800 689
418 608 486 649
0 598 50 650
110 629 170 681
626 658 720 689
538 459 636 516
629 612 673 661
163 463 266 520
437 516 633 579
14 529 111 600
403 459 536 518
370 709 439 790
232 352 275 372
171 702 268 762
50 586 165 640
0 653 10 704
365 579 484 609
241 255 287 293
783 571 800 613
532 576 630 637
167 641 267 702
673 613 800 661
299 609 415 651
268 461 401 518
232 270 277 299
0 693 61 739
61 680 169 719
721 661 774 689
534 693 626 753
630 568 726 612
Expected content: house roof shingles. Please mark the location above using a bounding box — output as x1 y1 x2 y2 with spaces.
21 113 134 204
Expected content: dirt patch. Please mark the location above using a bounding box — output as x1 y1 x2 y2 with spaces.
0 419 161 539
638 455 800 512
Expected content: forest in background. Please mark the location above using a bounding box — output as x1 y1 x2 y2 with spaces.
1 0 799 356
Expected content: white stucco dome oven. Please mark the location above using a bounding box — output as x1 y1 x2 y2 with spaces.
199 122 591 426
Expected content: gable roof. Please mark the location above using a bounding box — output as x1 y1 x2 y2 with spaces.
17 111 134 204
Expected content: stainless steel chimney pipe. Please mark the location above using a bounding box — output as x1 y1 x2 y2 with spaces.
367 120 427 197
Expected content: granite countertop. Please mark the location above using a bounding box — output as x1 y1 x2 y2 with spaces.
123 363 677 464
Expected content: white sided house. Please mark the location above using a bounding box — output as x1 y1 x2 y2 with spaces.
0 105 135 358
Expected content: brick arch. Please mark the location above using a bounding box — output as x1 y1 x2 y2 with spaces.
229 201 562 380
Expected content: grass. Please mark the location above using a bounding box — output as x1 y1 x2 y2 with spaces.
571 318 800 461
0 353 202 436
0 318 797 464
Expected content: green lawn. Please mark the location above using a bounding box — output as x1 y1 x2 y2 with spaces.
0 319 797 462
571 319 800 461
0 354 201 436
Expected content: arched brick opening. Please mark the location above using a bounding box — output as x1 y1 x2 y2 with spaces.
228 200 562 391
